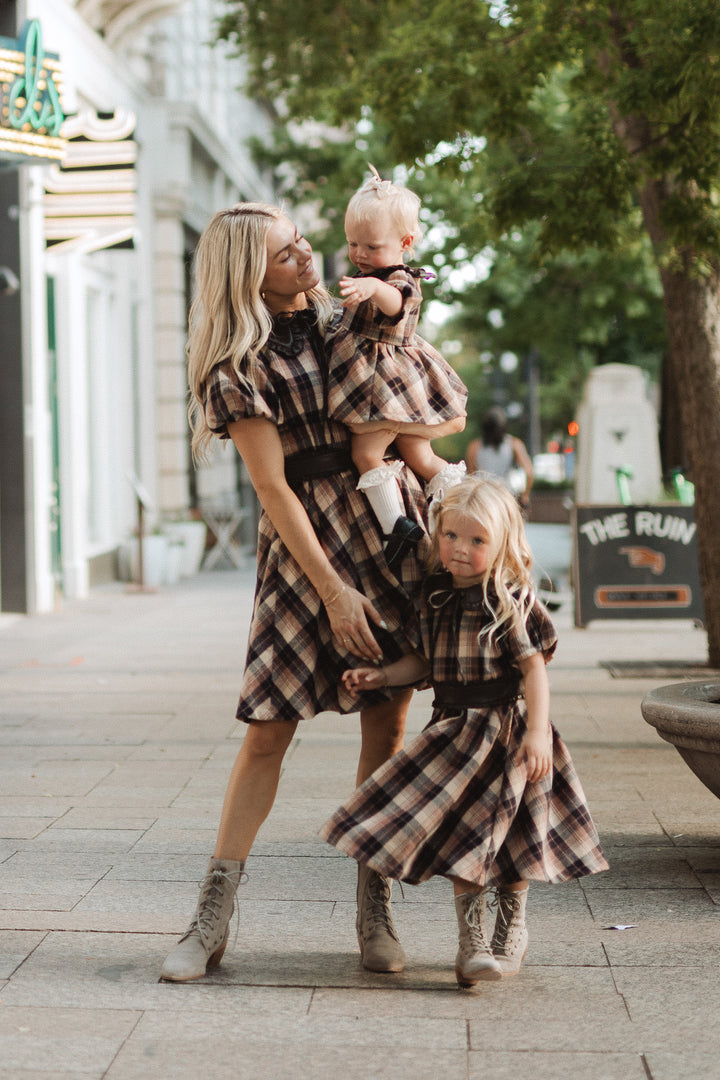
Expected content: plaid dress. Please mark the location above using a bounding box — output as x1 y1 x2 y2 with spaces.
203 305 428 724
326 266 468 432
320 572 608 886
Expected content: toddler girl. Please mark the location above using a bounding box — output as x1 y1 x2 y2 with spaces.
328 167 468 568
320 474 608 986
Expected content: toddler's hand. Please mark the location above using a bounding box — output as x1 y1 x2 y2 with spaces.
342 667 386 697
339 276 378 307
522 728 553 784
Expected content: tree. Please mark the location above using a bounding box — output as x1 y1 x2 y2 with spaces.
218 1 720 662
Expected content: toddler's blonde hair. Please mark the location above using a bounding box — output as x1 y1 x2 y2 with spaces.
345 166 423 260
427 474 535 643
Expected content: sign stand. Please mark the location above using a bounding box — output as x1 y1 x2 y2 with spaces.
573 504 704 628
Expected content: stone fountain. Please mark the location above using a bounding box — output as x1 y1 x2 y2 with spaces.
641 680 720 798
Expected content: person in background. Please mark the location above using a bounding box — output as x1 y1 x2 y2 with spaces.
465 406 534 511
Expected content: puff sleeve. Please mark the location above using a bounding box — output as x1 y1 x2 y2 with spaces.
203 358 280 439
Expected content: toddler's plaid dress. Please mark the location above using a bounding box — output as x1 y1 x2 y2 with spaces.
320 572 608 886
327 266 467 435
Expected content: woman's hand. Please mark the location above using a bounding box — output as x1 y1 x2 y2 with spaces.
324 583 385 663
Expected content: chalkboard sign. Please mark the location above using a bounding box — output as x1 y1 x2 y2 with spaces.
573 505 704 627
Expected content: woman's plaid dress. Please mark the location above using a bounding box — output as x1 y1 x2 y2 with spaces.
203 306 428 725
320 573 608 886
327 266 467 434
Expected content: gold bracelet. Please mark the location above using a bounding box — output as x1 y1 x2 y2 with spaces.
322 583 347 607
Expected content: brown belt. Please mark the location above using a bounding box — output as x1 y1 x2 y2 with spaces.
284 447 355 488
432 677 521 710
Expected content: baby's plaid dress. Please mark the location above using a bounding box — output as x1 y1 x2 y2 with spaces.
327 265 468 433
320 572 609 886
203 305 427 724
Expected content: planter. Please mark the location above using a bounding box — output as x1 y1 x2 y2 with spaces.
163 521 208 577
641 680 720 799
119 535 170 587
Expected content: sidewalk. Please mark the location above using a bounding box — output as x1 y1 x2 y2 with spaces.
1 568 719 1080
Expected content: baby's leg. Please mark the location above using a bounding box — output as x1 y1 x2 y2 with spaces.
349 424 423 567
395 434 447 483
396 433 467 502
349 425 398 474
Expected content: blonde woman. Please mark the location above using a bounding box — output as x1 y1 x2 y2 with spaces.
321 475 607 987
161 203 429 982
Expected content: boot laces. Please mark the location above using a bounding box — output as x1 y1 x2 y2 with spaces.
462 893 492 954
489 888 523 954
185 867 247 949
365 872 400 940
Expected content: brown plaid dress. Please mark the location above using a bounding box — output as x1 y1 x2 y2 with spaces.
326 266 468 432
320 573 609 886
203 305 429 724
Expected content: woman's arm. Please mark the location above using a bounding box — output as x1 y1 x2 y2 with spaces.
511 437 534 503
227 417 384 662
517 652 552 782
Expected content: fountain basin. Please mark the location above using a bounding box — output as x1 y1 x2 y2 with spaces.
641 680 720 799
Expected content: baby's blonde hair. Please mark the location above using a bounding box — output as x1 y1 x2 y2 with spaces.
345 166 423 260
427 474 535 643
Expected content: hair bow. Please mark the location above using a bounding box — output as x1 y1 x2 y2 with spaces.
364 163 393 198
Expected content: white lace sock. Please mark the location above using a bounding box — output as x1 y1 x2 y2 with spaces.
357 461 405 537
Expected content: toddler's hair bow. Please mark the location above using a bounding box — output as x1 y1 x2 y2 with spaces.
363 163 394 198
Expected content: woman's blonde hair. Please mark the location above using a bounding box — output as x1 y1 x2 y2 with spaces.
345 167 423 260
186 202 335 462
427 474 535 643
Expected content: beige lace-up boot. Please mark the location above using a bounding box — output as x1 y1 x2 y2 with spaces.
356 863 406 972
161 858 245 982
490 885 529 975
454 890 502 986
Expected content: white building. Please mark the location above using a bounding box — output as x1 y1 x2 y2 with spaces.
1 0 275 613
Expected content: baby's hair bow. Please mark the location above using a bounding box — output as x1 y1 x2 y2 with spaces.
364 163 394 198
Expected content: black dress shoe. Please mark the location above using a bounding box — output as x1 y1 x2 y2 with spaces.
384 516 424 569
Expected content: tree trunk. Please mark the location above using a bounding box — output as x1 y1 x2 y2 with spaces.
657 267 720 664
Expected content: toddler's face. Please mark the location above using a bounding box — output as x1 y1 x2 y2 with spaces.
345 209 411 273
438 511 492 585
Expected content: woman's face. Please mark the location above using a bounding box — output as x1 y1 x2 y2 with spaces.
262 215 319 312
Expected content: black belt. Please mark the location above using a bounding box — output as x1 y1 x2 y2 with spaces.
284 446 355 488
432 677 521 710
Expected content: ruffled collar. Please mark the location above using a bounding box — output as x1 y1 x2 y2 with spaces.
267 306 319 359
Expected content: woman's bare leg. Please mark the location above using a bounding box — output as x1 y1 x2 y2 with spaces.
355 691 413 972
356 690 412 783
213 719 298 861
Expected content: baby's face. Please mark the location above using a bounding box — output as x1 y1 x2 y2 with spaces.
345 209 411 273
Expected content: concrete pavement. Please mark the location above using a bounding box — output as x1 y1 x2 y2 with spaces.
1 566 720 1079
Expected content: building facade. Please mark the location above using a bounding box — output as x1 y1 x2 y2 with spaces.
1 0 274 613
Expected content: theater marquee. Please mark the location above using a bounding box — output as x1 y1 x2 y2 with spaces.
0 19 65 166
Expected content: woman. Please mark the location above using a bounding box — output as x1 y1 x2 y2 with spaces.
465 407 534 511
161 204 428 982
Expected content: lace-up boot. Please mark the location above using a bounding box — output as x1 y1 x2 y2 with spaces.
161 857 245 982
356 863 405 972
490 886 529 975
454 890 502 986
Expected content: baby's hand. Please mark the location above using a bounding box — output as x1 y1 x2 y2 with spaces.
339 276 378 307
342 667 386 697
521 728 553 784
